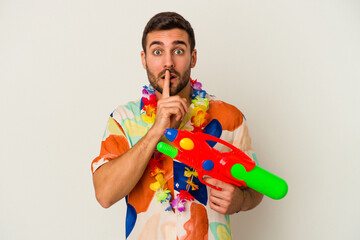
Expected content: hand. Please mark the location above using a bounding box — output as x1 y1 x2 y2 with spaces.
151 70 189 136
204 177 245 215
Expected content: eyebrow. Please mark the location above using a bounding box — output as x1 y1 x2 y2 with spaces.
149 40 188 48
173 40 187 47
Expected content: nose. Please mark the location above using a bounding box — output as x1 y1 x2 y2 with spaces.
163 52 175 69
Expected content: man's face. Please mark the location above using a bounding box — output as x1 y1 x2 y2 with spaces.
141 28 197 96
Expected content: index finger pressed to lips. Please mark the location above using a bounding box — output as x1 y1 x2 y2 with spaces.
162 70 170 98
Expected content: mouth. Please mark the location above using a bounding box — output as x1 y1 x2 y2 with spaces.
161 74 177 81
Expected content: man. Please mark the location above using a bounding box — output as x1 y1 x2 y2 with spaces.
92 12 263 240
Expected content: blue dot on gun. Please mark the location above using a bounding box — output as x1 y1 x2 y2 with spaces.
203 160 214 171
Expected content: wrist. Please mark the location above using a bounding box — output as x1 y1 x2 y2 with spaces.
237 188 247 212
146 126 165 142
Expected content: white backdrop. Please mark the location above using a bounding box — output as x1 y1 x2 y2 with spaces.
1 0 359 239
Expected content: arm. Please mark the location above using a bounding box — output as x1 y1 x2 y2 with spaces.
242 187 264 211
93 71 189 208
204 111 264 214
93 128 163 208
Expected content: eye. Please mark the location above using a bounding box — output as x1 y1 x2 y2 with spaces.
174 49 184 55
153 49 162 55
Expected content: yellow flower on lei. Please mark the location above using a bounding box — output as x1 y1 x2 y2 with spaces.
141 104 156 124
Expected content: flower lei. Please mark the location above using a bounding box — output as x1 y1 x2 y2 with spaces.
141 78 209 212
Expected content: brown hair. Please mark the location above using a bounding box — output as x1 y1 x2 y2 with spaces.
142 12 195 53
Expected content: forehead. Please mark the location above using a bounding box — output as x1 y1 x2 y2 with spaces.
146 28 190 48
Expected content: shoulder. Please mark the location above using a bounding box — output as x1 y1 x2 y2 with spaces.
110 98 150 146
207 97 245 131
103 98 142 138
111 98 142 122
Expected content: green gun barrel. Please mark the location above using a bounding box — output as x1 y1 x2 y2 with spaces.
157 142 178 158
231 164 288 200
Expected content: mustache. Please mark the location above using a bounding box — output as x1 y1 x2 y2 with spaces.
158 69 180 78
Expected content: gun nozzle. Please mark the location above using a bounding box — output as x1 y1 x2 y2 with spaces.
164 128 178 142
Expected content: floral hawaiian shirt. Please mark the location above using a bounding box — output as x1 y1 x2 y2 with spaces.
91 95 258 240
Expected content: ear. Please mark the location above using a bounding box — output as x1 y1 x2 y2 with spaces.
141 51 146 69
190 49 197 68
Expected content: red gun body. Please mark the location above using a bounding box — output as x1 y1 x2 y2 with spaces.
164 129 256 190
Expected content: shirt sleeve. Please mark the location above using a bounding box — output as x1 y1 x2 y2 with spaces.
91 115 130 173
232 116 259 165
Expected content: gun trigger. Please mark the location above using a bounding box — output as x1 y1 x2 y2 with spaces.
209 184 222 191
200 176 222 191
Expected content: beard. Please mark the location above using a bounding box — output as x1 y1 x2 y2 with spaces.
146 65 191 96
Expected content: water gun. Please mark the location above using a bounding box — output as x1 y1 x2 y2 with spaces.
157 129 288 200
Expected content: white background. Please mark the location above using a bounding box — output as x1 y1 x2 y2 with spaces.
1 0 359 239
